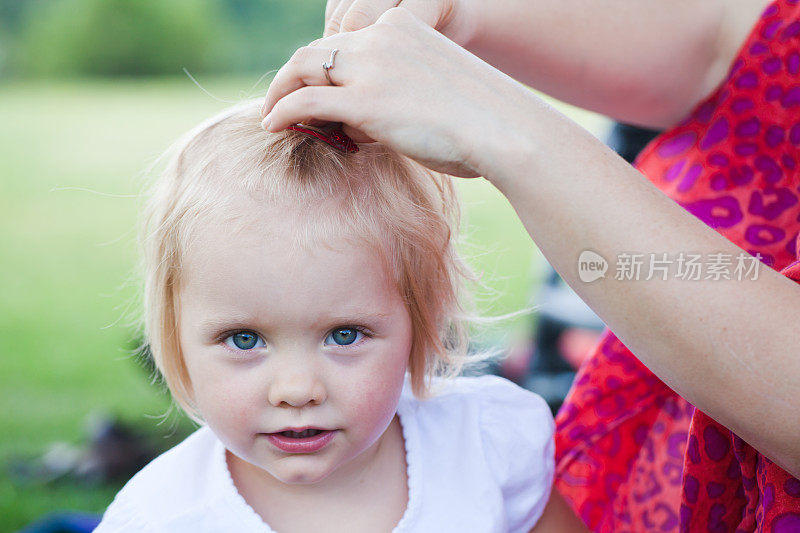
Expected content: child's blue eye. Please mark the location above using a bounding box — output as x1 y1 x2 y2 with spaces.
225 331 265 351
324 328 364 346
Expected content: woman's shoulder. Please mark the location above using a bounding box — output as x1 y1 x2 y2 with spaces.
95 425 223 531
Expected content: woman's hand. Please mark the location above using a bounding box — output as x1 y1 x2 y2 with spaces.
260 7 537 178
323 0 475 45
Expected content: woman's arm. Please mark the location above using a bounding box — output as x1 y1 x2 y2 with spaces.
454 0 771 127
325 0 771 127
483 89 800 478
530 489 588 532
261 7 800 477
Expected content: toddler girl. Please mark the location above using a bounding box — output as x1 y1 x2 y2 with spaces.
95 98 555 532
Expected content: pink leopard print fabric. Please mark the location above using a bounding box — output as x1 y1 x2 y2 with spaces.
554 0 800 531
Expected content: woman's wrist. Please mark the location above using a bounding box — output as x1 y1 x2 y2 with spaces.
469 94 568 195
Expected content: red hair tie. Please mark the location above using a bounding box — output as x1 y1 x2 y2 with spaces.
286 124 358 153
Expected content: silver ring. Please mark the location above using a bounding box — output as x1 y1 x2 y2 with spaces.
322 49 338 85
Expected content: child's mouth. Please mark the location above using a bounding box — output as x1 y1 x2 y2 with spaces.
265 428 337 453
280 429 322 438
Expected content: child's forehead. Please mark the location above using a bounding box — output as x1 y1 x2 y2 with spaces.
177 209 400 311
195 193 358 241
183 193 386 263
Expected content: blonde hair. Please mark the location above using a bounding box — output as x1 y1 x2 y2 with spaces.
139 98 498 422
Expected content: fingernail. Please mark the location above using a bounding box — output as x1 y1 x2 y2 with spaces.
261 113 271 131
260 101 268 118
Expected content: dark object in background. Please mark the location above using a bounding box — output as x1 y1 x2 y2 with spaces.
74 415 157 485
606 122 662 164
7 414 157 488
515 122 662 415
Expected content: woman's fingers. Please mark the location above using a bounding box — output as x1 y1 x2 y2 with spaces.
325 0 344 24
396 0 451 29
324 0 355 36
325 0 455 36
261 39 349 118
261 6 506 177
339 123 375 144
263 85 364 135
338 0 400 33
263 84 374 144
272 8 416 119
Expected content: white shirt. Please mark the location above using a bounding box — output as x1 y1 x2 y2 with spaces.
95 374 555 533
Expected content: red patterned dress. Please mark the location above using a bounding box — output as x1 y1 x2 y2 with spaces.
554 0 800 531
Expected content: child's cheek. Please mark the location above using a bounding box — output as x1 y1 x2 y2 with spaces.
341 362 406 430
190 364 261 436
214 386 257 426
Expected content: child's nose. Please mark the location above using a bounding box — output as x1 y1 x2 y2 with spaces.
267 360 327 408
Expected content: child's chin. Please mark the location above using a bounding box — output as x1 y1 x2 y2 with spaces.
269 460 337 485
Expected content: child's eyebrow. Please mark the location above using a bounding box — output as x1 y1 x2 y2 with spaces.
198 312 393 333
320 312 394 328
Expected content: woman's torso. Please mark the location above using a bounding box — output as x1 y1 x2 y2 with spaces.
555 0 800 530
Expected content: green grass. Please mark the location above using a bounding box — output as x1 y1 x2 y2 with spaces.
0 76 608 531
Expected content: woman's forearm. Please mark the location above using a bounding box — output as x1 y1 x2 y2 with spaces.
482 99 800 477
457 0 768 127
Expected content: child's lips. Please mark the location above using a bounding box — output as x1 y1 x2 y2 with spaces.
270 426 332 435
264 428 337 453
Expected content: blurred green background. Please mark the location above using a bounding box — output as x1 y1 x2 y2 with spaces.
0 1 607 530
